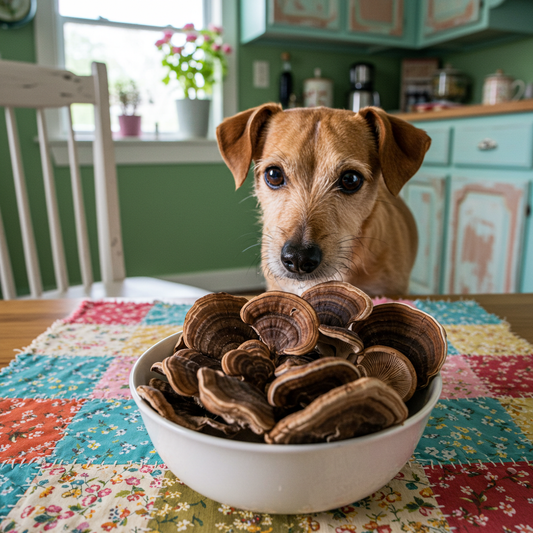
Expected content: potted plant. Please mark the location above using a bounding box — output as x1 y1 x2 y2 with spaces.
114 79 142 137
155 23 231 138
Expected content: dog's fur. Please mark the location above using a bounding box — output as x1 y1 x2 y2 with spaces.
216 104 431 296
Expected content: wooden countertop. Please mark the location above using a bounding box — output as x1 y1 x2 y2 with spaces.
395 99 533 122
1 294 532 369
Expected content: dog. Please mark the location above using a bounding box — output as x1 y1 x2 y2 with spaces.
216 104 431 297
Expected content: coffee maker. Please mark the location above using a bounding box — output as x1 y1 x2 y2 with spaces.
348 62 380 111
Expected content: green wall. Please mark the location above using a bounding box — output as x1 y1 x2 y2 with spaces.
2 6 533 296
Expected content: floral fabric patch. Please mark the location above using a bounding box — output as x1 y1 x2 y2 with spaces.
415 398 532 465
52 399 161 464
0 462 167 532
501 397 533 441
141 302 192 325
445 325 533 356
414 299 502 325
66 300 153 325
440 355 491 400
426 461 533 532
90 355 138 400
119 325 182 357
26 324 138 357
0 398 84 464
468 355 533 397
0 464 39 518
0 354 112 399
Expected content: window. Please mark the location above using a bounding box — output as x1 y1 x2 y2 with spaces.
34 0 237 158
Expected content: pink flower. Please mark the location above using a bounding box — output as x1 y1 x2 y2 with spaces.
127 492 142 501
211 43 221 52
155 39 165 47
98 488 112 498
44 522 58 531
46 505 62 514
139 465 153 473
222 43 232 54
85 484 100 493
183 23 195 30
125 476 140 486
163 30 173 41
208 23 222 34
81 495 97 507
186 33 197 42
21 505 35 518
172 46 183 55
203 33 212 41
59 511 75 519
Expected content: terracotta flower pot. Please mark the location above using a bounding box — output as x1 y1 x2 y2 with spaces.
119 115 142 137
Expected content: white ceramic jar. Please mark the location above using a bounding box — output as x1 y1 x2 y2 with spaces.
482 69 525 105
303 68 334 108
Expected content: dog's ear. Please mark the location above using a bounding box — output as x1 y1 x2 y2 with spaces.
358 107 431 196
216 103 283 189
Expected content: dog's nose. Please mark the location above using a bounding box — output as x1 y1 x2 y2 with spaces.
281 241 322 275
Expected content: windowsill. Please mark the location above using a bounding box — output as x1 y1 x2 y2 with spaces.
48 134 223 166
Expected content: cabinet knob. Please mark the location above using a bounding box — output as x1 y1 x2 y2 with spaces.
477 138 498 151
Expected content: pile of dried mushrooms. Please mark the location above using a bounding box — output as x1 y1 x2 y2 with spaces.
137 281 447 444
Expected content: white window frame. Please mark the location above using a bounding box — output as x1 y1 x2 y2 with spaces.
34 0 238 165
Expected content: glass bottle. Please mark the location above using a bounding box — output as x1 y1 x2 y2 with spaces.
279 52 293 109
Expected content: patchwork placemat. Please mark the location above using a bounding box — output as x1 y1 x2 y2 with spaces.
1 297 533 533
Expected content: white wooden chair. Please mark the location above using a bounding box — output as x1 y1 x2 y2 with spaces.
0 59 208 300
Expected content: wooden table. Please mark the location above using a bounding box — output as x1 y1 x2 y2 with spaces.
1 294 532 369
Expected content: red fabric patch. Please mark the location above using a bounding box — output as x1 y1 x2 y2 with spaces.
0 398 84 463
426 461 533 532
468 355 533 397
66 301 153 325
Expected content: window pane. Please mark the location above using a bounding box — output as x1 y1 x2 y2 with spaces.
65 22 188 133
59 0 204 29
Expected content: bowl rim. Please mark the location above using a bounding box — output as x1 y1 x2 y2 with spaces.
130 332 442 454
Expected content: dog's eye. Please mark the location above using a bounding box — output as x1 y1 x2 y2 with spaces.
339 171 364 194
264 167 285 189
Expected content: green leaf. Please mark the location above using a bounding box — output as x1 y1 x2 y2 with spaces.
115 490 132 498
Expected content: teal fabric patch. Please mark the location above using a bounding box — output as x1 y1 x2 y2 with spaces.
52 399 161 465
140 302 192 326
414 299 502 325
415 397 531 465
0 354 113 399
0 463 39 518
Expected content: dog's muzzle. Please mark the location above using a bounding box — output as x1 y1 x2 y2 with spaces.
281 241 322 276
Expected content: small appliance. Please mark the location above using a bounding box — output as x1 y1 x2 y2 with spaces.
348 62 380 111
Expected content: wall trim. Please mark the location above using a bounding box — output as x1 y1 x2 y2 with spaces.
159 267 266 293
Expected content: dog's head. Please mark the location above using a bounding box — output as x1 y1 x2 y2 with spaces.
216 104 430 293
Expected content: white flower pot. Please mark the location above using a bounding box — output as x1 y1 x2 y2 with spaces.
176 98 211 139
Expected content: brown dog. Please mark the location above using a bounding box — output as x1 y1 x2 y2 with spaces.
216 104 430 296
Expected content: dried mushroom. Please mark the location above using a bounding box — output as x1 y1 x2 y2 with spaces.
316 325 364 361
162 354 201 397
182 293 258 359
240 291 319 356
138 286 445 445
358 345 417 402
265 377 408 444
221 348 275 388
268 357 364 408
198 367 275 434
351 302 447 389
302 280 373 327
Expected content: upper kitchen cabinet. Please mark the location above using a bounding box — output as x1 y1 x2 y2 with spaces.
240 0 417 50
240 0 533 52
419 0 533 50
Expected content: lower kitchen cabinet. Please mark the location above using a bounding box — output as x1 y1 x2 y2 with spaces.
403 112 533 295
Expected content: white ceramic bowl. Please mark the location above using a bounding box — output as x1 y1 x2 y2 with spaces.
130 332 442 514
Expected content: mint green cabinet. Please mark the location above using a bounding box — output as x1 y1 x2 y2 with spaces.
240 0 533 51
404 112 533 295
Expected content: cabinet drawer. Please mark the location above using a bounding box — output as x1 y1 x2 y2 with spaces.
453 120 533 168
422 126 451 165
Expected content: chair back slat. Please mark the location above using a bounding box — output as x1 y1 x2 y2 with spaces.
0 210 17 300
5 107 43 297
37 109 69 293
66 106 94 291
92 62 125 283
0 61 95 108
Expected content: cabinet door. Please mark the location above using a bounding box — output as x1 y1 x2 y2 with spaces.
347 0 403 37
401 173 446 295
271 0 340 29
443 176 529 294
422 0 481 36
